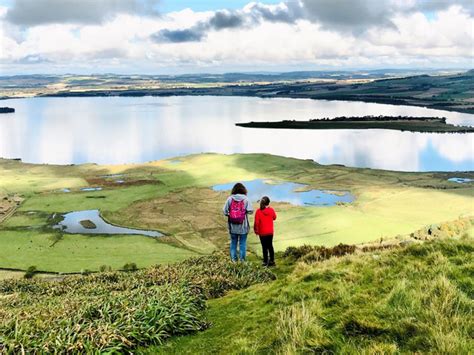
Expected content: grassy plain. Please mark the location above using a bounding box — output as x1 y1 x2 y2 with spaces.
0 153 472 272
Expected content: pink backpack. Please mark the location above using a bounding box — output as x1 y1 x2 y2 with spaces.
229 198 246 224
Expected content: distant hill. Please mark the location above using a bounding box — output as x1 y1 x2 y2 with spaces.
1 70 472 114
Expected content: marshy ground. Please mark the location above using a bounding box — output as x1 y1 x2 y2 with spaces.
0 153 472 273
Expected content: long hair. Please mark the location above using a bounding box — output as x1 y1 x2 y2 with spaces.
231 182 247 195
260 196 270 210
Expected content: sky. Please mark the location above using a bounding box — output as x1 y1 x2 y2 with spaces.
0 0 473 75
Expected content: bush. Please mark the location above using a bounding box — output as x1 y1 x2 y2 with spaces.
284 244 356 263
80 269 92 275
283 245 315 259
23 266 37 279
99 265 112 272
123 262 138 272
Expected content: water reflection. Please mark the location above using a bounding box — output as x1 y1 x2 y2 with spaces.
213 179 355 206
53 209 163 237
0 96 472 171
448 177 473 183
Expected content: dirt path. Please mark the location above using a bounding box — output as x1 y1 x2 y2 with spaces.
0 196 23 225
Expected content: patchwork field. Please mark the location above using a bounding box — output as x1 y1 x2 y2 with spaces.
0 153 472 273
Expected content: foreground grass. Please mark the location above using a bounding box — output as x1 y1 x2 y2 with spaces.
153 238 474 354
0 255 274 353
1 235 472 353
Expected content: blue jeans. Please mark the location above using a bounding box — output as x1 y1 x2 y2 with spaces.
230 233 247 261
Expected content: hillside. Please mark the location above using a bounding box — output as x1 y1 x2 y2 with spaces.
1 234 473 353
154 236 474 354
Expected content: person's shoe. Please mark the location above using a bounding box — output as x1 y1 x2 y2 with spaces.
267 261 276 267
262 261 268 267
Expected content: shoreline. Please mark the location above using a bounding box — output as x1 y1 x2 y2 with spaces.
1 90 472 115
2 70 474 114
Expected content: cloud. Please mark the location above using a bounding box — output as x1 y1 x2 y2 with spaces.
151 0 474 44
1 1 473 73
413 0 474 16
151 9 249 43
14 54 53 64
149 0 397 43
300 0 397 33
5 0 160 26
151 28 204 43
246 2 303 24
209 10 245 29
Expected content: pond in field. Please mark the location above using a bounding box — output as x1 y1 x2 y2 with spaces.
53 209 163 237
448 177 473 183
0 96 473 171
213 179 354 206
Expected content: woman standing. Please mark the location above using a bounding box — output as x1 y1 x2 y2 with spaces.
223 182 254 262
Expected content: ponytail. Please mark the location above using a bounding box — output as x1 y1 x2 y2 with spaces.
260 196 270 210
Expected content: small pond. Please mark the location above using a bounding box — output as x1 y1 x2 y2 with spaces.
80 187 103 191
100 174 125 178
448 177 473 183
212 179 354 206
53 209 163 237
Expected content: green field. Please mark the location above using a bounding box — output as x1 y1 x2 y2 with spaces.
0 153 473 272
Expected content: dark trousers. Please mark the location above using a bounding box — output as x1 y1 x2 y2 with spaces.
259 235 274 264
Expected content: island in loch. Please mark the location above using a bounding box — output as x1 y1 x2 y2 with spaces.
0 107 14 113
236 115 474 133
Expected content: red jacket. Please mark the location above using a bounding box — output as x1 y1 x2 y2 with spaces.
254 207 277 237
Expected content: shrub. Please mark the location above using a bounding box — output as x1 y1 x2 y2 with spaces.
123 262 138 272
23 266 37 279
283 245 315 259
284 244 356 263
99 265 112 272
80 269 92 275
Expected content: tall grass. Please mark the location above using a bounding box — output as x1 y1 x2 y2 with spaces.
281 239 474 354
0 254 274 353
275 301 329 354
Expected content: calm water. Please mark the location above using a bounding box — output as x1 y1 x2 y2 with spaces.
1 96 473 171
53 209 163 237
213 179 354 206
448 177 473 183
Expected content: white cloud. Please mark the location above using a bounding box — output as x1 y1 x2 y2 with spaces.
0 2 473 73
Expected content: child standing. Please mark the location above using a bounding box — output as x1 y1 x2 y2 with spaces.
254 196 277 266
